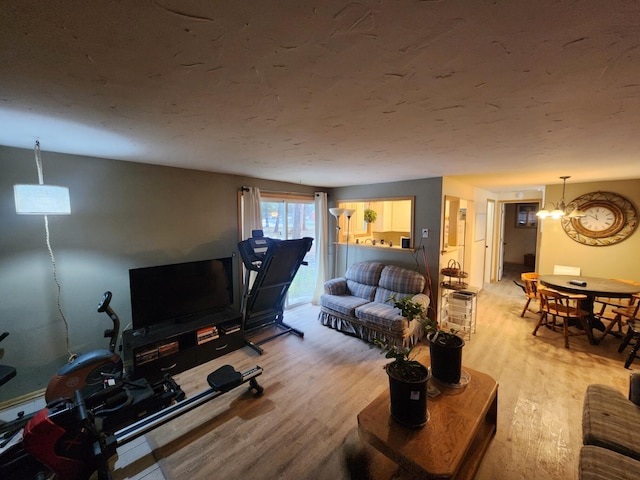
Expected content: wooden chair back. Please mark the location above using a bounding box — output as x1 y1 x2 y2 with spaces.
594 293 640 343
595 279 640 319
519 272 539 317
612 293 640 319
538 286 587 318
553 265 581 276
521 272 539 299
534 287 589 348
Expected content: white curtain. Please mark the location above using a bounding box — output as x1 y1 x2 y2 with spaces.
312 192 328 305
241 186 262 240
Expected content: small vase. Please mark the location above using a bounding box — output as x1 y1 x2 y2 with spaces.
386 362 430 428
428 332 464 384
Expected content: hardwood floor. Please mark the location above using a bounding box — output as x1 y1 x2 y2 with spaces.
111 264 636 480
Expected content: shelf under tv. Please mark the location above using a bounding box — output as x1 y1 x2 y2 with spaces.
122 308 246 382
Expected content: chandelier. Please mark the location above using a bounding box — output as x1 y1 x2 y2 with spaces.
536 176 586 219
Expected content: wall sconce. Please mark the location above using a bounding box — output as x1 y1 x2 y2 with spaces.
536 176 585 219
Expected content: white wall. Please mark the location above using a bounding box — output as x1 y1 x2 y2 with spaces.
441 178 503 292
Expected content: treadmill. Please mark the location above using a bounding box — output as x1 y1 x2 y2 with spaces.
238 231 313 354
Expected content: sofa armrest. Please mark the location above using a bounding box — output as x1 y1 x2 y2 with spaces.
324 277 347 295
412 293 431 311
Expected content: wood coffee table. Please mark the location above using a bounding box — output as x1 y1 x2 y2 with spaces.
357 363 498 479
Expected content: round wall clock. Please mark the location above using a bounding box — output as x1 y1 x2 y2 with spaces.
561 191 638 246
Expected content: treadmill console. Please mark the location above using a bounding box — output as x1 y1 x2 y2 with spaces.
238 230 280 270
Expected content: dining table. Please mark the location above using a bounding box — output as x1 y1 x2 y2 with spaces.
538 275 640 344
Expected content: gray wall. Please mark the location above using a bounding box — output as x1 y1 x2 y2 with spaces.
331 178 443 316
0 146 320 401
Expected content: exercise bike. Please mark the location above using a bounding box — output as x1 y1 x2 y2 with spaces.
0 292 124 445
1 292 264 480
0 332 19 446
45 291 124 403
0 332 52 479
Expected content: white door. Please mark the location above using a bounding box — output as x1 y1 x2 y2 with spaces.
484 200 495 284
497 202 506 281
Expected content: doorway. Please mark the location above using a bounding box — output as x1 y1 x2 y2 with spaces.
496 201 540 279
259 194 316 307
484 199 495 284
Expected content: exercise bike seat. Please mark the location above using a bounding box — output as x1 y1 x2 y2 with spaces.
207 365 242 392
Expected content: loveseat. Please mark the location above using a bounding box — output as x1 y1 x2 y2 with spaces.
580 374 640 479
318 261 429 348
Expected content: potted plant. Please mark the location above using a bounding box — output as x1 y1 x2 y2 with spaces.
374 294 431 428
422 314 465 385
387 293 465 385
363 208 377 223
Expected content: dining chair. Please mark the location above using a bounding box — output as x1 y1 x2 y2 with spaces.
533 286 590 348
594 280 640 330
618 316 640 368
553 265 582 276
519 272 539 318
598 292 640 343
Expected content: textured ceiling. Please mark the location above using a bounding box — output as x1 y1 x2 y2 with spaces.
2 1 640 190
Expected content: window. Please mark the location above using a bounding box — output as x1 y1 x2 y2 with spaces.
516 203 538 228
260 193 316 307
337 197 414 247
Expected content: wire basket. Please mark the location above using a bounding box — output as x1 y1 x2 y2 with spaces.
440 260 468 289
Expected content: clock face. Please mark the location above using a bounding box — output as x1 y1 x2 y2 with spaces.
575 201 624 237
561 191 638 246
580 207 614 231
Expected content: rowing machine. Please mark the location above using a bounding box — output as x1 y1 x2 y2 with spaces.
22 364 264 480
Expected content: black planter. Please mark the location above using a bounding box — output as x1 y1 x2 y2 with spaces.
428 332 465 384
386 362 430 428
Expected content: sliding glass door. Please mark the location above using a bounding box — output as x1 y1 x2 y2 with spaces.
260 195 316 307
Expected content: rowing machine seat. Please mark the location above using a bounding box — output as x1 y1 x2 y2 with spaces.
207 365 243 392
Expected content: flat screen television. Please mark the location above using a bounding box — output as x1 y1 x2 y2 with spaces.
129 257 234 330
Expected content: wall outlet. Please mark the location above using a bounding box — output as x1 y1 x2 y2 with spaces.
422 228 429 238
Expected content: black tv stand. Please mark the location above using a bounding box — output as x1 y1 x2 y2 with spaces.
122 308 246 382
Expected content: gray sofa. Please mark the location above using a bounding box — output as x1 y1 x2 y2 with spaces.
580 374 640 478
318 261 429 348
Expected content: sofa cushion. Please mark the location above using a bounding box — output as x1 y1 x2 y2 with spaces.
355 302 408 333
345 262 385 286
346 281 377 301
374 288 413 307
579 445 640 480
320 294 371 318
373 266 426 304
582 384 640 461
